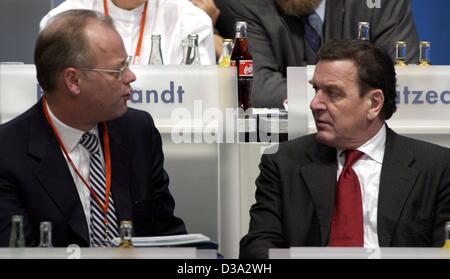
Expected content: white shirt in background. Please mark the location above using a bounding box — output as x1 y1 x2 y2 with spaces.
40 0 216 65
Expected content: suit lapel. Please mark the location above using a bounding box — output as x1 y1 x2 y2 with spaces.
324 0 345 41
29 101 89 244
103 121 132 222
377 128 419 246
280 14 307 66
299 143 337 245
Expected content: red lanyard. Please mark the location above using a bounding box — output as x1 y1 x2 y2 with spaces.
42 97 113 227
103 0 149 64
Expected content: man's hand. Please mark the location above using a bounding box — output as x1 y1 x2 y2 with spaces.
191 0 220 26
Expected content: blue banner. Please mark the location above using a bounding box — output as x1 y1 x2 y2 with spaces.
412 0 450 65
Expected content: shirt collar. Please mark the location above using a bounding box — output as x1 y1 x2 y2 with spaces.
45 100 98 152
315 0 326 22
108 0 146 23
337 125 386 164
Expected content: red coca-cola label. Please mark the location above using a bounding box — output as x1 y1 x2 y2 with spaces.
238 60 253 77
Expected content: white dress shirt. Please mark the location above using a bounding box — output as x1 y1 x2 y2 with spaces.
316 0 326 23
40 0 215 65
45 101 105 235
336 125 386 247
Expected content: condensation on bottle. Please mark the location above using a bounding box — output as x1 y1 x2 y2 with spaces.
395 41 408 66
418 41 432 66
118 220 134 248
218 39 234 67
149 34 164 65
357 22 370 41
230 21 253 111
182 34 201 66
38 221 53 248
9 215 25 247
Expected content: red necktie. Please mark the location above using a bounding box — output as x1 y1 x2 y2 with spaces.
329 150 364 246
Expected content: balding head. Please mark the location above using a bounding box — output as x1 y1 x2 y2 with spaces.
34 10 115 93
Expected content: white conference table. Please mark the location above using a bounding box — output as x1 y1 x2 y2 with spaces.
0 247 217 259
270 247 450 259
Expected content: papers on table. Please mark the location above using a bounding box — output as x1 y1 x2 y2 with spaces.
112 233 215 248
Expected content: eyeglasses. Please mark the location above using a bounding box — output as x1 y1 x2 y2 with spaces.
79 56 132 80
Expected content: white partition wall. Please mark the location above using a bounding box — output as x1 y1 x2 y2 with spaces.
388 66 450 136
287 67 309 139
0 64 38 123
0 65 236 125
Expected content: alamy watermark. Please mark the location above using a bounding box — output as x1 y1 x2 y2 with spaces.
169 101 282 154
367 0 381 9
66 244 81 259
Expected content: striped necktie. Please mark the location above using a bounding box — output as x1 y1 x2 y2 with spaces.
79 132 119 247
304 12 323 52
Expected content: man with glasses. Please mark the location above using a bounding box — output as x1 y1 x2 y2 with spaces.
0 10 186 247
79 56 132 81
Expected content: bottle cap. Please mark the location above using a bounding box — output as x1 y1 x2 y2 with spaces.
11 215 23 222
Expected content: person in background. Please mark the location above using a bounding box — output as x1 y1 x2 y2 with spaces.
0 9 186 247
213 0 237 40
191 0 236 61
40 0 215 65
228 0 420 108
240 40 450 259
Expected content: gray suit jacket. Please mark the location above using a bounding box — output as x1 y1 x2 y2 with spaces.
228 0 420 108
240 127 450 259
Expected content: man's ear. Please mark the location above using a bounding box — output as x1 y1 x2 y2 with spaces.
367 89 384 121
63 67 82 96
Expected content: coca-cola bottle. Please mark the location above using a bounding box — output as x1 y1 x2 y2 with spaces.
230 21 253 111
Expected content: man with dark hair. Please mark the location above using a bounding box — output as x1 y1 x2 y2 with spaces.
228 0 420 108
0 9 186 247
240 40 450 259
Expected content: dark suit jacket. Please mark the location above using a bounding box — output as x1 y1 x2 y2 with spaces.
240 127 450 258
215 0 237 39
228 0 420 108
0 100 186 247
